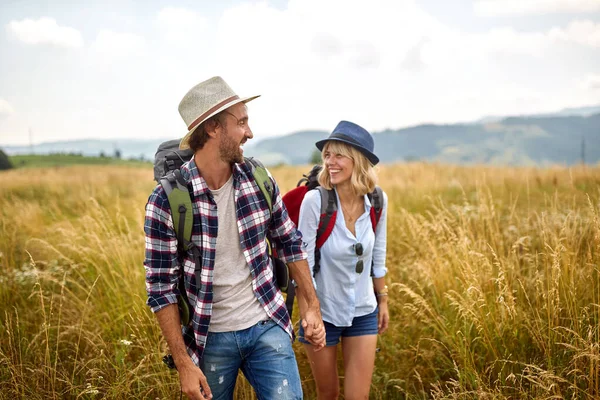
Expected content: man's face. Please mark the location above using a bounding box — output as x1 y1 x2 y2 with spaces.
218 103 253 164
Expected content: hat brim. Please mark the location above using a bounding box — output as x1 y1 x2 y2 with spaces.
179 94 260 150
315 137 379 165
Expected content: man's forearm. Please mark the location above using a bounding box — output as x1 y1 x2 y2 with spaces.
287 259 319 310
287 259 326 349
155 303 213 398
155 304 194 369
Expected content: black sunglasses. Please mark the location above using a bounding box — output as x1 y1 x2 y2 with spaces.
354 242 364 274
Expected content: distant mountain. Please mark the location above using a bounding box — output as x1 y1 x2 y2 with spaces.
476 104 600 124
554 105 600 117
244 130 327 164
246 113 600 166
2 111 599 166
2 138 167 162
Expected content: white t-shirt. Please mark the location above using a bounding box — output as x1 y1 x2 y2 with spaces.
208 175 269 332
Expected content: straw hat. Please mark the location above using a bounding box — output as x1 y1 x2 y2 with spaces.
178 76 260 149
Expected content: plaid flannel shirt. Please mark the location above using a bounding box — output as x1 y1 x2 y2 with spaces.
144 158 306 365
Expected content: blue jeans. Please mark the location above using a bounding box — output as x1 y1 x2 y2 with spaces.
200 320 302 400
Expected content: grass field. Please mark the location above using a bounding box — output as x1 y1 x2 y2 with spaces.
8 154 150 169
0 162 598 399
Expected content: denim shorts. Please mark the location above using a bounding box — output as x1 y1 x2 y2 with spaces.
298 307 379 346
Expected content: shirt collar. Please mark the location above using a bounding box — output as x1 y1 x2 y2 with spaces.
364 193 373 210
332 187 374 211
180 156 247 198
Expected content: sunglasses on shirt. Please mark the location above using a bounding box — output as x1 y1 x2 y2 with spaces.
354 242 364 274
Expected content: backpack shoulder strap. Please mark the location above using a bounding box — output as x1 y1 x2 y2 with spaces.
366 186 385 278
159 169 195 326
244 157 273 213
245 158 294 317
160 169 193 246
367 186 384 232
313 187 337 277
315 186 337 248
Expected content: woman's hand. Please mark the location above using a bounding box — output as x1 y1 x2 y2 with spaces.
377 298 389 334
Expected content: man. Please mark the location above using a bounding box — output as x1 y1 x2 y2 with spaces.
144 76 325 400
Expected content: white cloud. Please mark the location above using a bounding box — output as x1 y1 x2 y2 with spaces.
311 32 343 59
549 20 600 47
157 7 207 44
1 1 598 146
5 17 83 48
401 38 429 71
92 30 146 58
474 0 600 16
215 0 439 74
0 98 15 117
430 19 600 64
480 27 549 55
581 74 600 89
197 0 600 137
210 0 476 133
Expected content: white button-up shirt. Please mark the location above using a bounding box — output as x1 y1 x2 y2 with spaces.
298 188 388 327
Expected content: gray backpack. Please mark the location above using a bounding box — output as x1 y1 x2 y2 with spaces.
153 139 193 182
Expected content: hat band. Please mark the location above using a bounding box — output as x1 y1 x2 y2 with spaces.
187 95 240 131
328 132 368 150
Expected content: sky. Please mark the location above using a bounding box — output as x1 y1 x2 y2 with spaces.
0 0 599 146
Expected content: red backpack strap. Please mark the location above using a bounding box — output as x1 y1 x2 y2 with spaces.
367 186 384 278
368 186 384 232
315 187 337 248
313 187 337 277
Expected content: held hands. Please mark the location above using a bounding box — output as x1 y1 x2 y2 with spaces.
301 306 326 351
288 259 326 350
179 362 213 400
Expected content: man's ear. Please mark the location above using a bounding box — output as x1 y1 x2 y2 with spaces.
204 118 221 138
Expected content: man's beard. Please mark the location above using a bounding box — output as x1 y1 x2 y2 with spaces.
219 128 243 164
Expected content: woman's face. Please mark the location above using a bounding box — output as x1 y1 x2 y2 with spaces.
323 145 354 186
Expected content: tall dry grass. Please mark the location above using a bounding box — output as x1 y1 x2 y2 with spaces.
0 163 598 399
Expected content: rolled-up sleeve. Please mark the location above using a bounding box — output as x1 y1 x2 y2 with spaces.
266 171 307 264
371 191 388 278
143 186 180 313
297 190 321 288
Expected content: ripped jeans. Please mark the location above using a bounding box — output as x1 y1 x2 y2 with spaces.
200 319 302 400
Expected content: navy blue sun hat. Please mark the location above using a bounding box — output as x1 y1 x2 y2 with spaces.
315 120 379 165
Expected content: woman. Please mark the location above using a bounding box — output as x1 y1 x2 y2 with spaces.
297 120 389 399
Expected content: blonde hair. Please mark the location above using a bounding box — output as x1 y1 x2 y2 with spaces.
317 141 378 196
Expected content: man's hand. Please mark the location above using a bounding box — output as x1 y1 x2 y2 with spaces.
179 362 212 400
301 306 326 351
287 260 326 351
155 304 213 399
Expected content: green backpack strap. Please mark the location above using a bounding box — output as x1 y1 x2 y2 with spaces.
244 157 273 213
160 169 194 326
161 170 194 247
244 157 292 295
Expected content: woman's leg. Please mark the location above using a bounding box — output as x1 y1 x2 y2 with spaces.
303 343 340 400
341 334 378 400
